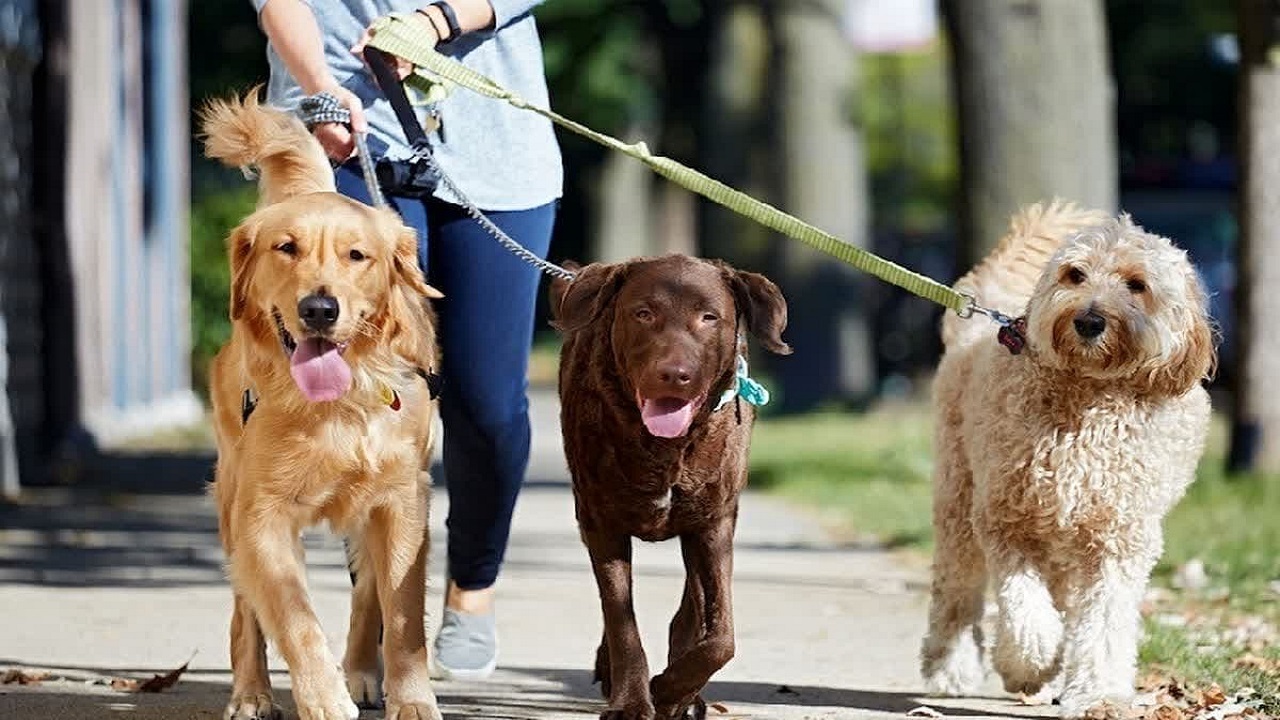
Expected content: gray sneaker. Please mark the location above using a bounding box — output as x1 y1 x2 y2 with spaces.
433 607 498 680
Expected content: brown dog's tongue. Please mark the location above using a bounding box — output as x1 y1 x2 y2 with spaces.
640 398 695 438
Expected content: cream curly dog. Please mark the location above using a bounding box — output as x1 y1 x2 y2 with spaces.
919 202 1216 719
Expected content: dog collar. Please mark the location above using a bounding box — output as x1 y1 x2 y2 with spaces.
240 367 442 425
998 316 1028 355
714 355 770 412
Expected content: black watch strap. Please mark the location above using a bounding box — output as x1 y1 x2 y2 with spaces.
429 1 462 44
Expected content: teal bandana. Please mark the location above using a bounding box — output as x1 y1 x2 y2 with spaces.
715 355 770 411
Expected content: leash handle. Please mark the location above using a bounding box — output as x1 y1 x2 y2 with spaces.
362 47 430 149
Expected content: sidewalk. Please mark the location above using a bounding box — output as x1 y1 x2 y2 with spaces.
0 389 1051 720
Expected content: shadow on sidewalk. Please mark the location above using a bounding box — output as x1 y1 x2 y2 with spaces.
0 660 1047 720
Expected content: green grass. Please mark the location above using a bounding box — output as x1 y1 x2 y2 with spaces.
748 401 1280 706
748 401 935 549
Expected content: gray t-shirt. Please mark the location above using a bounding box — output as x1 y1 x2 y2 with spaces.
251 0 563 211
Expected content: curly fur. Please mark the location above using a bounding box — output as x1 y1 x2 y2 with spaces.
919 202 1216 719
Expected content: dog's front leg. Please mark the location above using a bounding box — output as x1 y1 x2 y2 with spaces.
364 483 441 720
230 510 357 720
1057 555 1148 720
342 531 383 710
650 513 737 720
586 530 654 720
226 593 282 720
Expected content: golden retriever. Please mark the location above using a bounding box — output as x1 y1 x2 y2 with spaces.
199 93 444 720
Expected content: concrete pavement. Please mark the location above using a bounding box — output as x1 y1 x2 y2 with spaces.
0 389 1051 720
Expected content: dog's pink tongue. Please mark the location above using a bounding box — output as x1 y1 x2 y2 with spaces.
640 398 695 438
289 338 351 402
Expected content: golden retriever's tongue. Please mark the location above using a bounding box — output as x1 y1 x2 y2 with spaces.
289 338 352 402
640 398 695 438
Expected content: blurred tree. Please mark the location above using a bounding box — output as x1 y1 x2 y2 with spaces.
942 0 1117 265
765 0 873 411
1230 0 1280 474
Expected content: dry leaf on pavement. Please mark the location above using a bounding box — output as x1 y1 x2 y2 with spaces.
0 669 50 685
109 653 194 694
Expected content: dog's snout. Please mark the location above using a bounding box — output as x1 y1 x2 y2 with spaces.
298 294 340 332
657 362 693 388
1073 309 1106 339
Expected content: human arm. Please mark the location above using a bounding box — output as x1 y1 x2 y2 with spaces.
255 0 366 160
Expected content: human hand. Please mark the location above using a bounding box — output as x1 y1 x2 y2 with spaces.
311 85 366 163
350 12 441 81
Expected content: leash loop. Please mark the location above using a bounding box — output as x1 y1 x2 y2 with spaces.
298 49 577 282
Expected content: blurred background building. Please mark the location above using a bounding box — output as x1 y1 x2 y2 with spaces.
1 0 198 494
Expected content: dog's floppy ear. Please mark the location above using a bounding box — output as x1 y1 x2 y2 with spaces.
550 261 627 333
227 220 259 321
1144 292 1217 398
393 226 443 300
722 264 792 355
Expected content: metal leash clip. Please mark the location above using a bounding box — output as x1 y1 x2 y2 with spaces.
957 293 1028 355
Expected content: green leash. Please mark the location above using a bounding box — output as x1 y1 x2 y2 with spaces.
367 14 974 317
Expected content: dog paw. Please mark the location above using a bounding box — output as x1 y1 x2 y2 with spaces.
293 684 360 720
600 700 656 720
922 651 984 697
345 668 382 709
385 700 444 720
1059 695 1131 720
656 694 707 720
224 692 283 720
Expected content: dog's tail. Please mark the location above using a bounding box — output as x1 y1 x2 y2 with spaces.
942 199 1113 349
198 88 335 206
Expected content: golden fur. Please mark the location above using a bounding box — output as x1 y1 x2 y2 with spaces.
199 92 444 720
920 201 1216 719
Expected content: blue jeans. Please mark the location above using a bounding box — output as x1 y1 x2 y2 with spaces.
336 163 556 590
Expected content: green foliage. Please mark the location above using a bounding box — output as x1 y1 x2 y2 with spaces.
538 0 656 135
857 43 958 234
189 185 258 397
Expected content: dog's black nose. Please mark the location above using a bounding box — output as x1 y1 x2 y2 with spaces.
1073 310 1106 339
298 294 340 332
657 362 693 387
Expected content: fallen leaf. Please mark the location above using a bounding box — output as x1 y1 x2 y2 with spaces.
1198 685 1227 708
0 669 50 686
907 706 944 718
1149 704 1185 720
110 653 195 694
710 703 729 714
109 677 139 692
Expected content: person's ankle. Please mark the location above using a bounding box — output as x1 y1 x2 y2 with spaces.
445 580 495 615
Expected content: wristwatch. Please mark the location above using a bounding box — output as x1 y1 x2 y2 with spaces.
427 1 462 44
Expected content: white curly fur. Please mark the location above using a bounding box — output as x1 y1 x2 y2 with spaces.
919 201 1217 720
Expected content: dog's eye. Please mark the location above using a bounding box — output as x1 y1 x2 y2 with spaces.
1066 267 1087 285
275 241 298 257
1126 277 1147 294
702 312 719 323
635 308 654 322
349 249 366 262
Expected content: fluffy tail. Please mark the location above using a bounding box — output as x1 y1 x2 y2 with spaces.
941 200 1113 349
198 89 335 206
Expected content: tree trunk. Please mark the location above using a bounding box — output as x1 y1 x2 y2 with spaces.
594 127 655 263
943 0 1117 265
768 0 874 412
1229 0 1280 474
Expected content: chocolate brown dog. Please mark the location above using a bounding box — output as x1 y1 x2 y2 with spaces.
551 254 791 720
